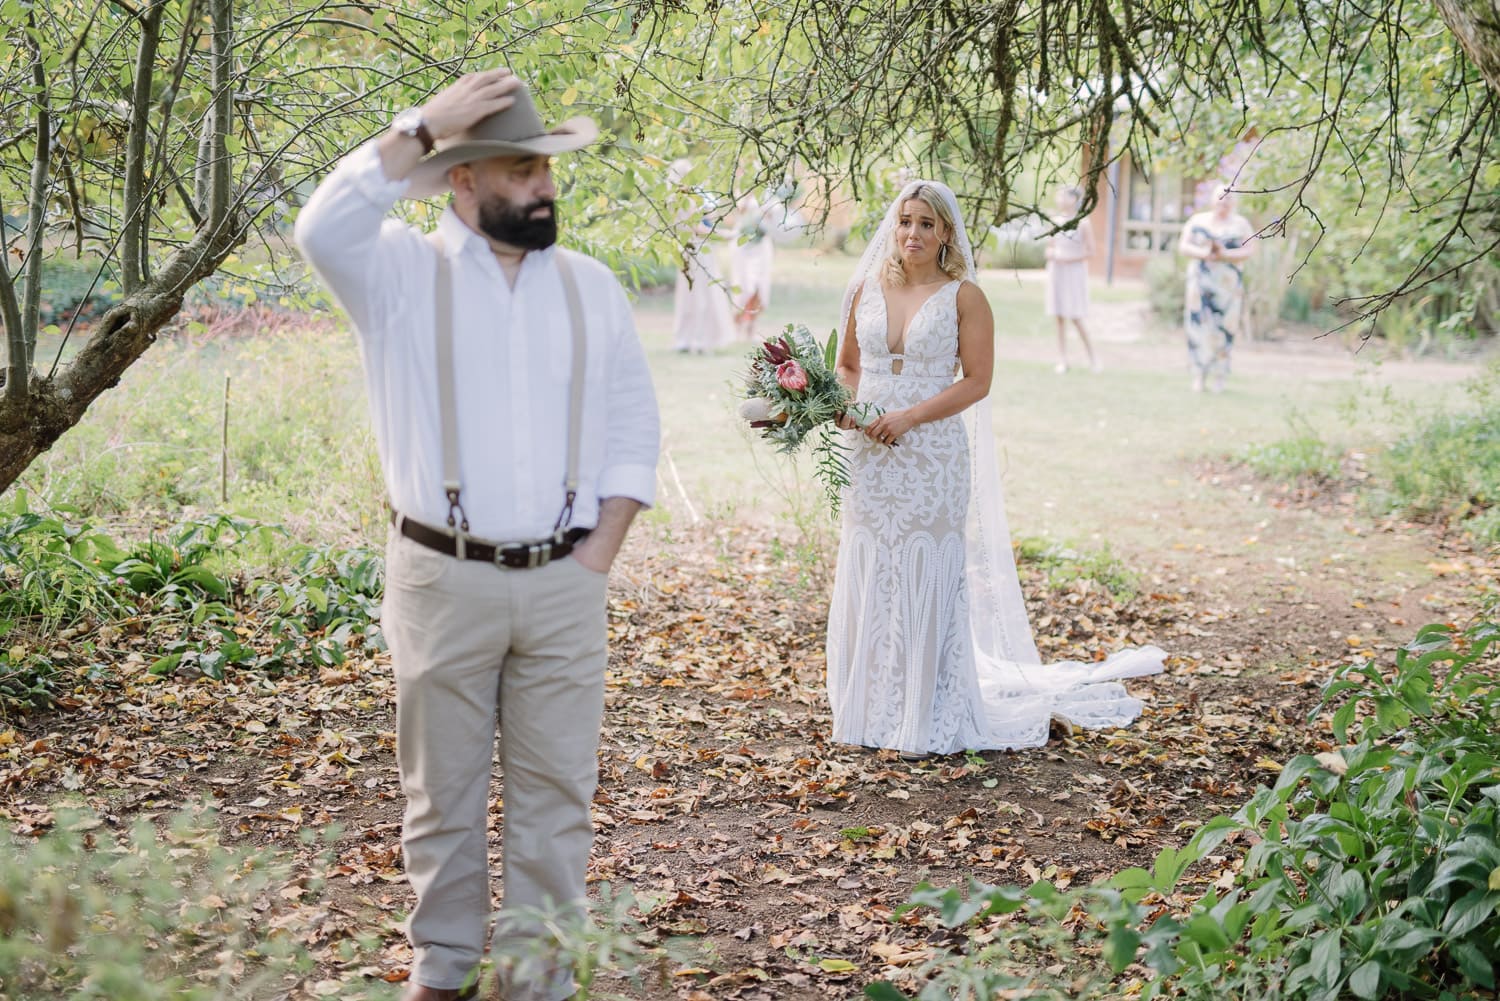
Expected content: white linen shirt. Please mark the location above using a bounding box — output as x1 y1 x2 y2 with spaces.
294 141 659 541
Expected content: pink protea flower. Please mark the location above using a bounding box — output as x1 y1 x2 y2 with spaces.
776 359 808 392
761 338 793 365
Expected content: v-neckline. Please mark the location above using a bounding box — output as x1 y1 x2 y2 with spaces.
880 279 955 355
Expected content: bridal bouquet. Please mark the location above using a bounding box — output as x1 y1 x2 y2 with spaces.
737 324 877 513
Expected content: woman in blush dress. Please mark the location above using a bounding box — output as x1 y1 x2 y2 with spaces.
825 179 1165 761
669 159 735 353
1044 185 1099 373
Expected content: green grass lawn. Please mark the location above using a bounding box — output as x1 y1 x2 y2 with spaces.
14 247 1475 560
629 247 1467 553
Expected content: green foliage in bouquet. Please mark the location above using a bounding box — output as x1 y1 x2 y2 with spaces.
740 324 875 515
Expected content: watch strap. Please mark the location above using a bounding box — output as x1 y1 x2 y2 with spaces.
394 110 435 154
412 119 435 155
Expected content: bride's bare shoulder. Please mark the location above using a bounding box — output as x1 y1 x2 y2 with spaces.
955 279 990 310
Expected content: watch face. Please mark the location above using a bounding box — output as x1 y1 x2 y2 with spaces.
392 109 422 135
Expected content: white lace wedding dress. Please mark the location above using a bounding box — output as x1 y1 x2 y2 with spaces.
826 265 1165 756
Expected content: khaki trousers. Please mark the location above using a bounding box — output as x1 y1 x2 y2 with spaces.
382 530 608 999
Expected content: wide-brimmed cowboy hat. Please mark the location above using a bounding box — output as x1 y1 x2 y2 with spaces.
403 82 598 199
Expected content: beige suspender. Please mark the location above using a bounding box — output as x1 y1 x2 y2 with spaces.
432 241 464 548
429 237 586 555
555 251 586 531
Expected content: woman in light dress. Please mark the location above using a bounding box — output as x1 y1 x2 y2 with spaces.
826 180 1164 760
1044 185 1099 373
669 159 735 353
1178 185 1256 392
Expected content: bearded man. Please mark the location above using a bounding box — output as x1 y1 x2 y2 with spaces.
295 69 659 1001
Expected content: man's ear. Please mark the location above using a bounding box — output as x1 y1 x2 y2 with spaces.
448 163 474 198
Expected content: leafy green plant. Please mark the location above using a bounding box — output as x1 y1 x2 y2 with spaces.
872 607 1500 1000
0 807 322 1000
1240 413 1344 483
1376 407 1500 541
1013 536 1139 602
250 541 386 672
0 496 386 695
475 885 695 1000
864 880 1125 1000
0 492 127 629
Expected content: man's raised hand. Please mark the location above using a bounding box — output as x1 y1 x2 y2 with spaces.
420 68 522 144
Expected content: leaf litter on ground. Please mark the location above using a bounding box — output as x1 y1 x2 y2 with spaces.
0 500 1491 998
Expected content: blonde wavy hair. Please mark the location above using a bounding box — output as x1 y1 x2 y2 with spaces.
883 184 968 287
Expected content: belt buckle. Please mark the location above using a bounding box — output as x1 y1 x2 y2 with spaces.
491 537 554 570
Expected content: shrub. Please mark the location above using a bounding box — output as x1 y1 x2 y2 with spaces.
1377 410 1500 542
1240 369 1500 544
1373 364 1500 542
1144 254 1185 324
991 234 1047 270
35 254 123 329
0 808 320 1000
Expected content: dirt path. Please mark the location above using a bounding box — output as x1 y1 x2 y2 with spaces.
2 293 1495 998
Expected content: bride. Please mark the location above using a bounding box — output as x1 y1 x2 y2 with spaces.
826 180 1165 759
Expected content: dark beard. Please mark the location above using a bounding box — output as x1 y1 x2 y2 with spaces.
476 196 558 250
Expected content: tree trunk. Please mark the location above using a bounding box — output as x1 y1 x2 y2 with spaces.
1435 0 1500 94
19 10 51 390
122 0 167 294
207 0 233 232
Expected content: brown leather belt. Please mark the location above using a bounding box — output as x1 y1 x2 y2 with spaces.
392 512 590 569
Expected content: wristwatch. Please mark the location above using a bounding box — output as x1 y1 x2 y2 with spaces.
391 108 434 154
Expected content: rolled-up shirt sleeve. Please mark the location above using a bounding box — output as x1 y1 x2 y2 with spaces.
598 279 660 508
293 140 416 336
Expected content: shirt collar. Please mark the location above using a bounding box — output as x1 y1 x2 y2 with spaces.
435 207 557 271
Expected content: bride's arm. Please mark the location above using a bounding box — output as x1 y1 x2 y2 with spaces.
834 285 863 430
862 282 993 444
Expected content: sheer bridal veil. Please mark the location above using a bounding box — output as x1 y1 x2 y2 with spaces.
838 180 1165 745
